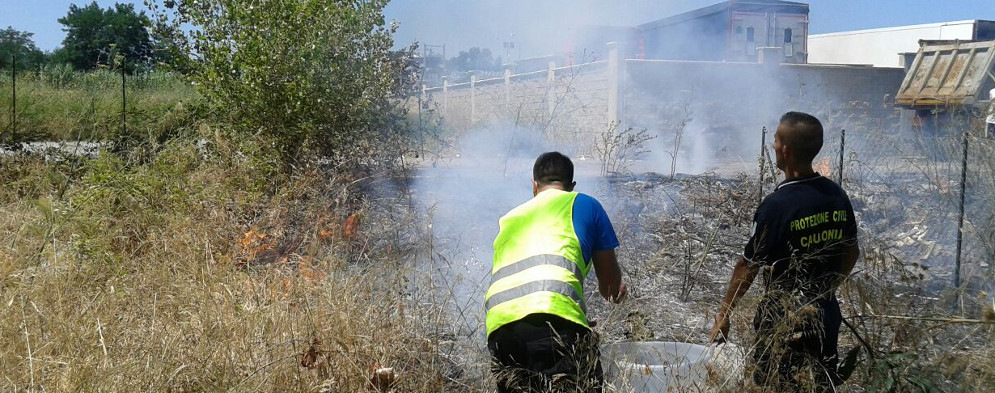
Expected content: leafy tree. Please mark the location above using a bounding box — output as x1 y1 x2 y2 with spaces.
447 47 502 72
58 2 154 71
0 27 45 70
148 0 419 172
47 46 72 66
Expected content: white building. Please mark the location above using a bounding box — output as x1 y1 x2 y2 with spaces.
808 20 995 67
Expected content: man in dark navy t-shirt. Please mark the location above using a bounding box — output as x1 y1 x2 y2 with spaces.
709 112 860 392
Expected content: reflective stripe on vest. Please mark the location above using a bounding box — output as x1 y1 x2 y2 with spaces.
485 189 590 337
492 254 583 284
485 254 586 313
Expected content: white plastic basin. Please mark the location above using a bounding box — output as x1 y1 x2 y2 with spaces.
601 341 712 392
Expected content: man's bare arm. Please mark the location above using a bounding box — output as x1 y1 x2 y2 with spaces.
592 249 627 303
710 256 761 343
840 242 860 277
831 242 861 290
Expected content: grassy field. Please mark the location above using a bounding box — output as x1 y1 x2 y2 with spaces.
0 66 196 143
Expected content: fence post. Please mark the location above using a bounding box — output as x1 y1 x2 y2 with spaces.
470 72 476 125
839 129 846 185
607 42 620 126
420 83 426 113
10 54 15 149
442 76 448 119
419 84 426 157
759 126 767 204
547 60 556 116
504 66 511 109
954 130 969 292
121 65 127 140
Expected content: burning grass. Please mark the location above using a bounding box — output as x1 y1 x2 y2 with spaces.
0 134 479 392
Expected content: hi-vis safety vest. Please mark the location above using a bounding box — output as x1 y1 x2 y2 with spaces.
485 189 591 337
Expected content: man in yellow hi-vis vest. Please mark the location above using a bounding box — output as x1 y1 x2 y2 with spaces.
486 152 627 393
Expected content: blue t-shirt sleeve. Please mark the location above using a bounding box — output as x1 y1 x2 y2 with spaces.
573 193 620 262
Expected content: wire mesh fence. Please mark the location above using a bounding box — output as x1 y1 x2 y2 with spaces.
1 56 193 152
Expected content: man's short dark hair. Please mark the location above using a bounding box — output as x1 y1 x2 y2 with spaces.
779 111 824 163
533 152 574 186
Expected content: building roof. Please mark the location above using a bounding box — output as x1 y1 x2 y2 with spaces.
809 20 990 38
638 0 809 31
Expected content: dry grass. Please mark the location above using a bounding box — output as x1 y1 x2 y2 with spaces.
0 134 475 392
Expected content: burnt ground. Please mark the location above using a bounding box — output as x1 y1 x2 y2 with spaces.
589 172 755 345
584 163 993 391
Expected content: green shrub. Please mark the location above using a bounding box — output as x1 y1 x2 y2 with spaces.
150 0 420 173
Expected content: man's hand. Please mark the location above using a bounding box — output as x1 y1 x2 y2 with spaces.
592 249 626 303
709 315 730 344
710 257 759 344
609 282 628 304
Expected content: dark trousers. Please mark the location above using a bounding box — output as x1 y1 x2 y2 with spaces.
487 314 603 393
752 297 843 392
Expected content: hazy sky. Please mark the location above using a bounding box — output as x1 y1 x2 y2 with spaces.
2 0 994 57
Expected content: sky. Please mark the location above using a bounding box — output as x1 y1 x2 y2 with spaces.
1 0 994 56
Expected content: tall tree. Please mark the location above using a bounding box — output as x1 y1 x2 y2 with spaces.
0 27 45 70
58 2 154 70
447 47 501 72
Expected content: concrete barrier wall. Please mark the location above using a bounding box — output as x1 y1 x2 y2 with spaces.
421 53 906 159
423 59 614 155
